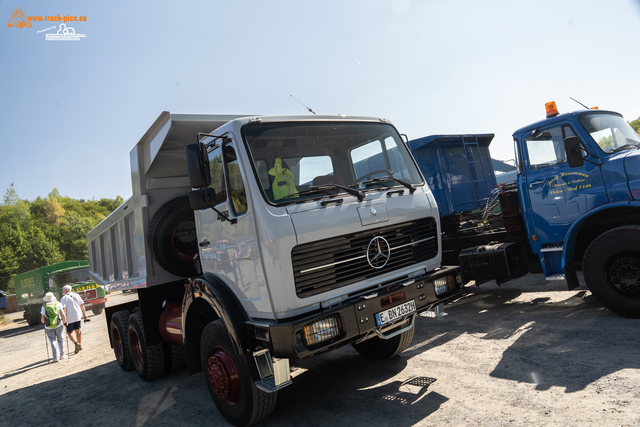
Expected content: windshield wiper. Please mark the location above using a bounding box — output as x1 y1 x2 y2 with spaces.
285 184 365 201
358 176 415 194
610 143 640 153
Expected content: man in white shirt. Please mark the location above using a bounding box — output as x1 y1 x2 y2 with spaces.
60 285 88 354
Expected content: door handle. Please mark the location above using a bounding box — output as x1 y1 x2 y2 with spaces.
529 179 545 189
199 240 210 247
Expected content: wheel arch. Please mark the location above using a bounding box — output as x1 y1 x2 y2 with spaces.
562 201 640 270
183 274 250 375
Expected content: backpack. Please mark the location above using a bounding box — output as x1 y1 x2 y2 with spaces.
44 302 60 328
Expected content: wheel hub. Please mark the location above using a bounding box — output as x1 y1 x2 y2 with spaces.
207 346 240 404
171 218 198 261
113 326 123 360
608 254 640 297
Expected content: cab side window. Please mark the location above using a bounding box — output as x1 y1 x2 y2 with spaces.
525 126 567 170
224 143 247 215
208 146 227 204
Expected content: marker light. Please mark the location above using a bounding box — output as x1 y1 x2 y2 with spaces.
590 106 599 110
545 101 559 118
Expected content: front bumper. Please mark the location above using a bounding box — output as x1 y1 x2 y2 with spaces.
247 266 462 359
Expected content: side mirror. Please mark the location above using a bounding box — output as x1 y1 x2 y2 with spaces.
564 136 584 168
185 143 211 188
188 188 218 211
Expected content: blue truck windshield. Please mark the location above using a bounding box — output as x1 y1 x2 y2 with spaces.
243 121 423 204
579 113 640 154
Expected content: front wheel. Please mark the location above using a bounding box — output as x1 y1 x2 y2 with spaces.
583 225 640 318
352 322 415 360
200 320 276 427
92 304 105 316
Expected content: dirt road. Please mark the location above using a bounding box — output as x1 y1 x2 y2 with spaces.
1 276 639 427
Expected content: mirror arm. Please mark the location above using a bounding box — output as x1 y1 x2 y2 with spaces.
204 194 237 225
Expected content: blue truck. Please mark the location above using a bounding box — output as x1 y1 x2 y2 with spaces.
409 101 640 318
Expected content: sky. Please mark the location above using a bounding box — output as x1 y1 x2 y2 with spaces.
2 0 640 202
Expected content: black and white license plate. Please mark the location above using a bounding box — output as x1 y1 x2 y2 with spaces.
375 300 416 327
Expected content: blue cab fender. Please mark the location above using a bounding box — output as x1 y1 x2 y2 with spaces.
561 201 640 270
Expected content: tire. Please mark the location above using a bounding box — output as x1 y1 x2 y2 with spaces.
583 225 640 318
352 322 415 360
92 304 104 316
110 310 134 371
201 320 276 427
26 305 41 326
164 341 187 374
148 196 199 278
128 311 165 381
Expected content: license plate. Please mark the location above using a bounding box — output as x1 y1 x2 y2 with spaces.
375 300 416 327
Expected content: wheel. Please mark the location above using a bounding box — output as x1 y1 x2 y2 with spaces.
128 311 165 381
25 305 41 326
201 320 276 427
92 304 104 316
351 322 415 360
357 169 394 182
110 310 134 371
148 196 198 277
583 226 640 318
164 342 187 374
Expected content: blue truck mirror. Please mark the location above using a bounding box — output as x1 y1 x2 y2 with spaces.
564 136 584 168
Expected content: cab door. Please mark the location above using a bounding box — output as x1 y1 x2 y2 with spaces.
522 124 607 248
195 139 268 315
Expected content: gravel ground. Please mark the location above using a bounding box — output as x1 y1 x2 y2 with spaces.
1 275 639 427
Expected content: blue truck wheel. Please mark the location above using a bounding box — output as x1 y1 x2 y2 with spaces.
583 225 640 318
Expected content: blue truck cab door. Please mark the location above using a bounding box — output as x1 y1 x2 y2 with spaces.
518 122 608 277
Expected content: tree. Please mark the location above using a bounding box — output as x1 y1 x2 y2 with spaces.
2 183 19 206
630 116 640 135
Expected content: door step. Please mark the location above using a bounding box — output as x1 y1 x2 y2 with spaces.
545 274 566 281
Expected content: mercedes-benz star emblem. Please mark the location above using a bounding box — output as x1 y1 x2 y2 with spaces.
367 236 391 269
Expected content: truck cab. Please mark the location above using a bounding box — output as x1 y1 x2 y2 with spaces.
512 103 640 316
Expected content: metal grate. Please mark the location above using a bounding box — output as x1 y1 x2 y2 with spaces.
292 218 438 297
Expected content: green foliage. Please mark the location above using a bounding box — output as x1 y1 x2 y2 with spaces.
0 185 123 292
630 116 640 135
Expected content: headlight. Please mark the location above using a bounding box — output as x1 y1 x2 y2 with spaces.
434 275 457 296
302 315 341 349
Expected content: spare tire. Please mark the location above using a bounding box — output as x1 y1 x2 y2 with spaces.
148 196 199 277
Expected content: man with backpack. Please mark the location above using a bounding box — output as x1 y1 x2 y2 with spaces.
40 292 68 362
60 284 88 354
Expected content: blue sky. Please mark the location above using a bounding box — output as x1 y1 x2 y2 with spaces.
2 0 640 201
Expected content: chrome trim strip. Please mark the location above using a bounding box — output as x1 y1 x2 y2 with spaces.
299 236 435 274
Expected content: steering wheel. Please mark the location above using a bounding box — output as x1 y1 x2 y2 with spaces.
357 169 394 183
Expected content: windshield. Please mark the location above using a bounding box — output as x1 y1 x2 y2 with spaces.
579 113 640 154
56 268 93 286
243 121 423 204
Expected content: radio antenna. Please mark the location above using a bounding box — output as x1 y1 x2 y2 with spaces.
290 95 316 114
569 97 589 110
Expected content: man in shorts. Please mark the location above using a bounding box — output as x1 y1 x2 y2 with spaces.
60 284 88 354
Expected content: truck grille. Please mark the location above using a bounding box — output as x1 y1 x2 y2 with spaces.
292 218 438 298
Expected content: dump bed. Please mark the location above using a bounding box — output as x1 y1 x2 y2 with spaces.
409 134 497 217
86 112 249 291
